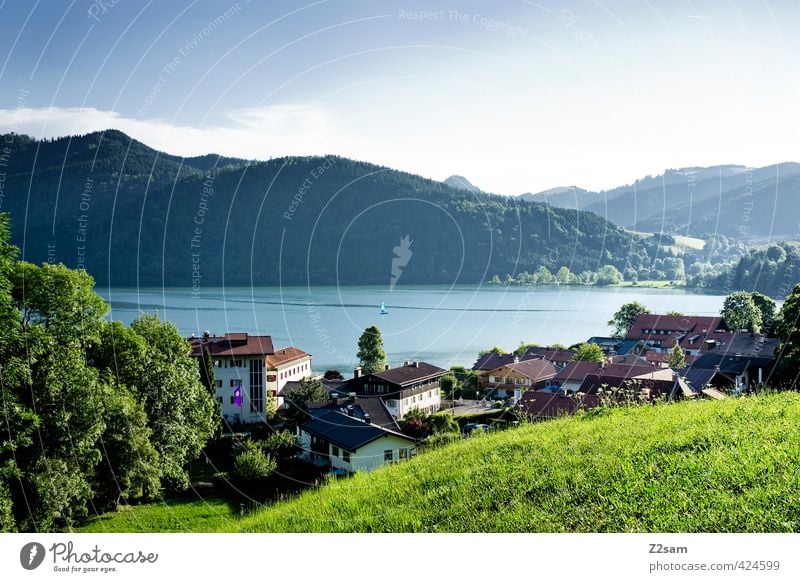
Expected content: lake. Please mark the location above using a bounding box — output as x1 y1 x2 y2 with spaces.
97 285 728 373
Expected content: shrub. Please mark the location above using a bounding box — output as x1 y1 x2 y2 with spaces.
234 450 277 481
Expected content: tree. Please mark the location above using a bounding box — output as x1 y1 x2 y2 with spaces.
234 446 277 481
666 310 683 317
199 346 215 394
286 377 328 409
750 292 777 334
667 343 686 369
478 346 506 357
595 265 623 286
774 283 800 388
399 409 432 439
356 325 387 374
572 343 605 363
440 374 458 399
130 313 218 492
608 302 650 338
323 369 344 380
721 291 762 333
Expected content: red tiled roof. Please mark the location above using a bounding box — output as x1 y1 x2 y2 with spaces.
517 391 602 419
646 352 697 365
577 373 677 396
553 361 602 383
625 313 731 351
486 359 557 382
189 333 274 357
267 346 310 368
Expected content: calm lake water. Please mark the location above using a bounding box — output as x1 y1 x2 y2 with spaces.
97 285 728 373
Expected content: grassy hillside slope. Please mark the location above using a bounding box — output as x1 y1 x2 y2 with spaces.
78 393 800 533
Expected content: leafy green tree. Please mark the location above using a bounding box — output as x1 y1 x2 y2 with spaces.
478 346 506 357
595 265 623 286
440 374 458 399
608 302 650 338
130 313 217 492
199 346 215 395
667 343 686 369
92 379 161 509
286 377 327 409
750 292 777 334
774 283 800 388
721 291 762 333
234 446 277 481
572 343 605 363
667 310 683 317
356 325 387 374
9 262 109 530
261 430 300 462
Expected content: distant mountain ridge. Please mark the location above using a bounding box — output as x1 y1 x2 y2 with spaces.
520 164 800 239
0 130 661 287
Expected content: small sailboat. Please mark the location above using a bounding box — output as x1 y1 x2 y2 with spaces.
379 301 388 315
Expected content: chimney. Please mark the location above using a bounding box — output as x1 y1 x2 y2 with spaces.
735 353 742 362
513 355 520 364
329 392 339 405
363 413 371 424
384 364 390 371
354 367 362 379
403 360 411 366
413 361 419 368
346 405 354 416
714 364 720 371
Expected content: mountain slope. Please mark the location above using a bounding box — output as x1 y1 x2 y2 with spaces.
522 164 800 239
235 392 800 532
78 392 800 532
1 131 657 286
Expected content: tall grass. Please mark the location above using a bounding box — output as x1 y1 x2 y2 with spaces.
79 392 800 533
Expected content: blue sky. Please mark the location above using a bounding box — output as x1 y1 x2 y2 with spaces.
1 0 798 193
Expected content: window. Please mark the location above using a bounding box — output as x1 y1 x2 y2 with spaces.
250 359 264 413
399 449 407 459
267 374 277 383
216 380 223 388
231 359 243 368
386 400 397 408
214 360 222 368
384 450 393 462
331 446 339 457
342 450 350 463
216 396 223 404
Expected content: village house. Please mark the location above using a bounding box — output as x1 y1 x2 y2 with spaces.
691 352 774 393
348 361 447 419
297 407 416 473
188 332 312 424
481 358 557 397
471 346 575 373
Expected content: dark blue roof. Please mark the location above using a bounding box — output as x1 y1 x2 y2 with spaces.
585 337 640 355
691 353 774 375
300 408 413 452
675 367 721 393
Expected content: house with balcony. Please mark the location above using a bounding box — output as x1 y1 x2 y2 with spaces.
480 358 557 397
348 361 447 419
298 407 416 473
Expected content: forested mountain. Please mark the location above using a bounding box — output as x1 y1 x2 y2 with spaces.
443 175 483 194
521 164 800 239
0 131 665 287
